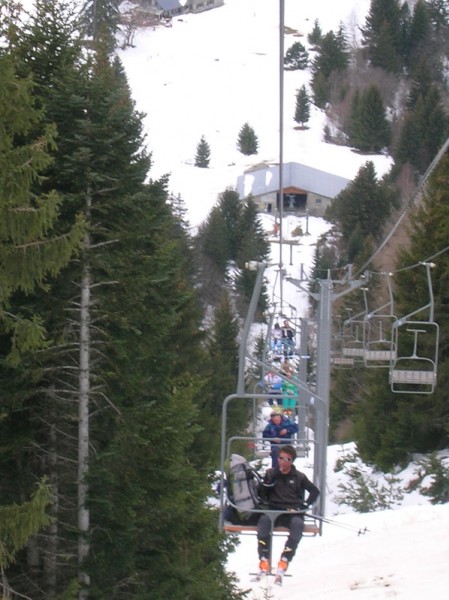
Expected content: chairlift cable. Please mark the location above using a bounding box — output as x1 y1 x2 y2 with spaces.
388 244 449 275
362 244 449 277
353 135 449 279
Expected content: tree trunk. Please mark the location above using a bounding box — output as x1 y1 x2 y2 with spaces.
43 395 58 597
78 227 91 599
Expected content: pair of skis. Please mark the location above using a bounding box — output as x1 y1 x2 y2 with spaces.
251 569 289 586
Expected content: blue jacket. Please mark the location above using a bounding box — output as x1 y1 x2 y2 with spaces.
262 416 298 443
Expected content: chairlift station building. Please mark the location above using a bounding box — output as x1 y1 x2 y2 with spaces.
142 0 224 17
236 162 351 217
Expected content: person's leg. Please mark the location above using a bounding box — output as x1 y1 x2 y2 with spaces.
287 397 296 411
257 514 272 561
279 514 304 565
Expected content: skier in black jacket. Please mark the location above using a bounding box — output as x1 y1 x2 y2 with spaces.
256 444 319 582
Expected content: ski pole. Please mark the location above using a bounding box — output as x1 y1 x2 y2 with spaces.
305 512 369 535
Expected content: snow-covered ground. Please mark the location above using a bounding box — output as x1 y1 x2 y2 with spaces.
225 438 449 599
118 0 392 231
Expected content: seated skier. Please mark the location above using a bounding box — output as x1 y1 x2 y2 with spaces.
256 445 320 585
262 411 298 468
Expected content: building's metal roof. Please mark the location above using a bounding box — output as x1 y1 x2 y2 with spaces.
158 0 184 11
236 162 351 200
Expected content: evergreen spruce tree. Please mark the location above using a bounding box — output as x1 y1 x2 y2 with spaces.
405 0 432 74
0 481 52 572
284 40 308 70
237 122 259 156
427 0 449 33
217 187 244 261
196 292 245 462
406 60 435 109
393 155 449 449
80 0 121 50
326 161 395 263
351 368 408 470
312 29 349 79
197 187 245 278
0 54 84 361
360 0 404 72
234 198 270 313
294 85 311 127
199 206 231 273
307 19 322 46
394 108 422 171
348 85 391 153
311 71 329 109
194 134 211 168
395 84 449 174
420 87 449 169
311 29 349 107
346 88 361 147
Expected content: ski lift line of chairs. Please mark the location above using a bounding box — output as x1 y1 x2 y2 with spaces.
363 272 398 367
334 321 439 393
265 307 300 360
333 316 398 367
332 263 439 393
338 275 398 369
331 274 396 368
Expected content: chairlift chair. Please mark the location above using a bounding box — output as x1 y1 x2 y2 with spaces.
221 434 320 538
330 320 354 368
341 320 366 362
389 263 439 394
363 314 397 368
361 274 397 367
389 322 439 394
219 393 321 542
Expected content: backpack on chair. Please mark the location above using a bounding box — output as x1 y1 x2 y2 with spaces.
226 454 261 524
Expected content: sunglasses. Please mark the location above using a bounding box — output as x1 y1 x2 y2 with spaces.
279 456 293 463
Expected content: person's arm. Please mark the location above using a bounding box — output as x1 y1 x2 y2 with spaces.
303 477 320 507
262 425 273 439
285 421 299 435
258 469 275 499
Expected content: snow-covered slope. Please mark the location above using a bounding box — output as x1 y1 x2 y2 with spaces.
118 0 393 230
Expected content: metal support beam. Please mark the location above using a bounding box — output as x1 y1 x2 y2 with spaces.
297 318 309 436
314 277 333 517
237 262 267 395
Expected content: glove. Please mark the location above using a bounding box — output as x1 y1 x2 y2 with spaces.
298 502 309 511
